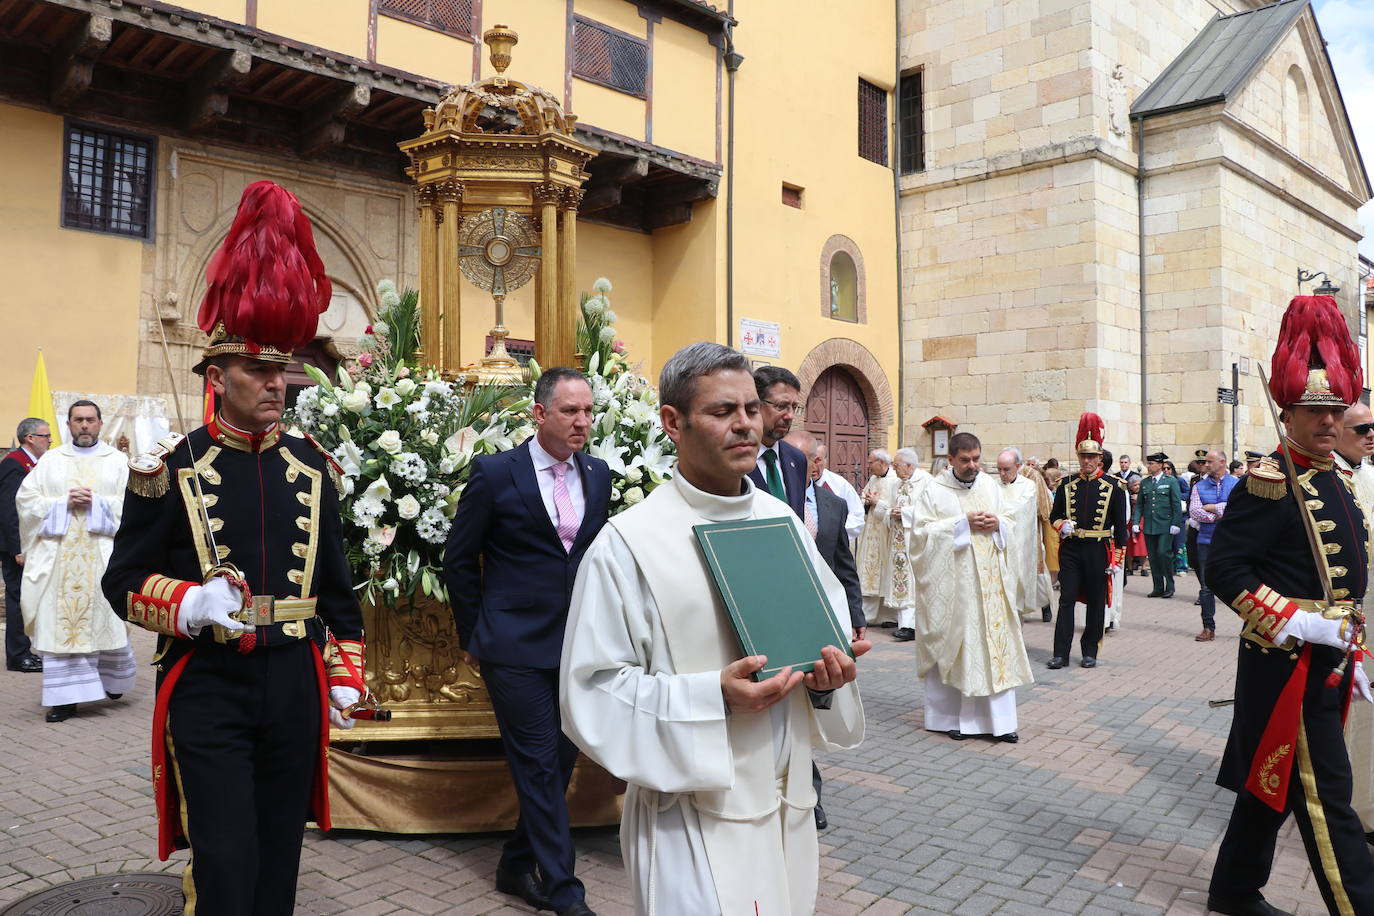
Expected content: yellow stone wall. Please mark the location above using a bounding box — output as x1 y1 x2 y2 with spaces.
0 0 902 452
0 105 144 430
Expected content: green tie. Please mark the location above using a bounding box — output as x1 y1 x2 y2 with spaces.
762 449 787 501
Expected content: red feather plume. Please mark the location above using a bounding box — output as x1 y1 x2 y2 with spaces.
197 181 331 352
1075 412 1105 449
1269 295 1362 406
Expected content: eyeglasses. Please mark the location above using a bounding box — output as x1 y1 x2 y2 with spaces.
26 433 51 440
761 399 805 416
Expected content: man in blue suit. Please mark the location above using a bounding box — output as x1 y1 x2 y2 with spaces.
747 366 808 517
443 367 610 916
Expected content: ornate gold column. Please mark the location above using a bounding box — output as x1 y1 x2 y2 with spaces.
558 188 583 369
535 181 561 368
415 185 440 364
437 179 464 369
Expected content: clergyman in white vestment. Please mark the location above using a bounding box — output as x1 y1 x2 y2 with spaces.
17 401 134 720
560 344 867 916
996 448 1047 620
855 450 898 626
906 434 1033 742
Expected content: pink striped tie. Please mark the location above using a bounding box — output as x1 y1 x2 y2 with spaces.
550 462 580 552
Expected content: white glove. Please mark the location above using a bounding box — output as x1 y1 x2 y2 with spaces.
1059 519 1075 537
180 576 245 636
1275 610 1348 650
1168 525 1180 536
1355 664 1373 704
329 686 361 730
1132 524 1140 534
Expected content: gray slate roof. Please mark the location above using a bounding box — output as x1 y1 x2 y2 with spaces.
1131 0 1309 119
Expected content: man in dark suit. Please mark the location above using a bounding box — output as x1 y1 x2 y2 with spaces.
747 366 808 516
443 367 610 916
0 417 48 673
786 430 865 833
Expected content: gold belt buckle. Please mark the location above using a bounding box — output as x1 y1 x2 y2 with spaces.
281 621 304 639
250 595 275 628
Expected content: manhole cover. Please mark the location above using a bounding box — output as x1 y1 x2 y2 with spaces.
0 873 182 915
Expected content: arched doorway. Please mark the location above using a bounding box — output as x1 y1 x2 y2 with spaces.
806 366 869 488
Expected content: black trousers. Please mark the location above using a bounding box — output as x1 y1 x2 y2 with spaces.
482 661 585 911
1 552 32 666
1054 539 1108 661
1210 696 1374 913
166 639 321 916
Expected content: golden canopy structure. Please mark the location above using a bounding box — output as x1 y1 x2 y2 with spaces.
399 24 593 377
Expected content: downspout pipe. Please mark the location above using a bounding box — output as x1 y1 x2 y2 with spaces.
893 4 905 456
723 22 742 346
1135 114 1149 463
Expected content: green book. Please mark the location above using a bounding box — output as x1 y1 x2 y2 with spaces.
693 517 854 680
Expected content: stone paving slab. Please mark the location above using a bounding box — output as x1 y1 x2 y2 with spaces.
0 573 1343 913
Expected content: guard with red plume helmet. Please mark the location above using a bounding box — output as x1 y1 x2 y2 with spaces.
1047 411 1129 671
1203 294 1374 914
102 180 373 914
194 180 332 374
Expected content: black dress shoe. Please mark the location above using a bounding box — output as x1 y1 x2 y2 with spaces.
1147 591 1163 598
1205 894 1292 915
8 655 42 673
45 704 76 723
1080 657 1097 669
996 732 1019 743
1162 588 1175 599
1046 657 1066 669
892 627 915 641
946 729 966 740
557 904 596 916
880 621 898 628
495 866 551 911
814 804 828 830
106 692 123 700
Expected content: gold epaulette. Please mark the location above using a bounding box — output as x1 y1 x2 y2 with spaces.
299 430 345 495
1247 457 1287 500
126 433 186 499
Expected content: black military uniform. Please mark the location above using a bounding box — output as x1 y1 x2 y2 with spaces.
1048 415 1129 668
1205 441 1374 915
102 419 362 915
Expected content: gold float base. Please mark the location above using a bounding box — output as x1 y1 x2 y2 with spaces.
326 746 625 833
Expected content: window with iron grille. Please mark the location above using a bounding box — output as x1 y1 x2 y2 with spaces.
486 336 536 367
857 79 888 166
899 70 925 173
573 17 648 98
62 122 154 240
379 0 474 36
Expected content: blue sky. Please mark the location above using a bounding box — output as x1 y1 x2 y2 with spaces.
1311 0 1373 259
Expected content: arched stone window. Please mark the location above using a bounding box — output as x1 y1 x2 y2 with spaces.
819 234 866 323
1283 65 1308 159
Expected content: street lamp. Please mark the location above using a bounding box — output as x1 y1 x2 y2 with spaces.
1298 268 1341 296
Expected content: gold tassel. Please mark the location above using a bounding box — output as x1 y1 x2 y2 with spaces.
127 463 170 499
1246 458 1287 501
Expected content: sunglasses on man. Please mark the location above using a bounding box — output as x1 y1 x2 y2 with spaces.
1345 423 1374 436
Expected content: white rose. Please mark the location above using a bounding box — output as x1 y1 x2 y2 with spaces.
395 377 417 397
624 467 643 484
623 486 645 506
421 429 440 446
341 389 370 413
375 430 403 455
375 388 401 410
438 456 458 475
321 401 339 417
396 494 421 520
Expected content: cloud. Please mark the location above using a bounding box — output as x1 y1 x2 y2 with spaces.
1313 0 1374 259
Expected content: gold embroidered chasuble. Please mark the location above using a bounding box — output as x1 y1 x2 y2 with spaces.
856 469 897 597
908 470 1034 697
17 442 130 654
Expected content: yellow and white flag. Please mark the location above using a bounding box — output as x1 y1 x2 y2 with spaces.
27 350 61 447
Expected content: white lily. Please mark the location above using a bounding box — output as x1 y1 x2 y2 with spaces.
364 475 393 502
587 438 628 475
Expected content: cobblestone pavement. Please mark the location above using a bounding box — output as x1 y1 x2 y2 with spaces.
0 572 1343 914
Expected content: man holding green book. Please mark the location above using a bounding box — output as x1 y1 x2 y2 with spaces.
560 342 867 915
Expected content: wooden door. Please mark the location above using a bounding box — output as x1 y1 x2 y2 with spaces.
806 366 869 488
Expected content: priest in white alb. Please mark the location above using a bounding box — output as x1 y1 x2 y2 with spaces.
560 342 867 916
906 432 1032 743
17 400 134 722
855 449 898 627
996 447 1047 620
885 448 931 641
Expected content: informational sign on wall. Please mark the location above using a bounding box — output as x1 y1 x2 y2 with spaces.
739 319 780 357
